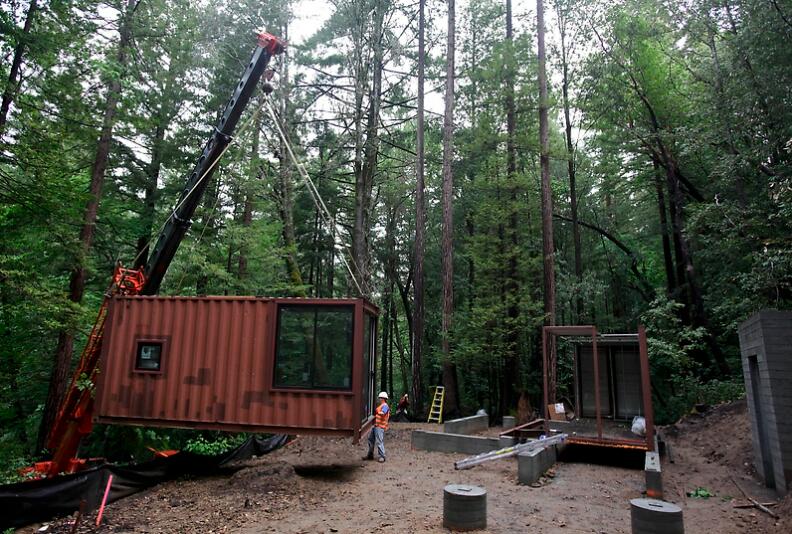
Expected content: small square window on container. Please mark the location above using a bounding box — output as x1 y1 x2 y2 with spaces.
135 341 163 372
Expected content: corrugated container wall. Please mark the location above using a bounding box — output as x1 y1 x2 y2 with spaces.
95 296 378 441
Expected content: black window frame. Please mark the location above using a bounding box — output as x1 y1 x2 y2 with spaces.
134 339 165 373
361 313 377 421
272 304 355 391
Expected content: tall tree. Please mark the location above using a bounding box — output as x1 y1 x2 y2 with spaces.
0 0 38 137
441 0 459 417
37 0 138 451
354 0 387 296
555 0 584 321
502 0 520 414
276 20 306 295
412 0 426 412
536 0 557 402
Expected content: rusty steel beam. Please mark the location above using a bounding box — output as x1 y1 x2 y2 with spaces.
566 435 649 450
592 327 602 439
545 325 597 336
638 325 655 451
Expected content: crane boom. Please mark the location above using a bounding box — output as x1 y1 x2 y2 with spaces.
37 32 285 477
142 32 285 294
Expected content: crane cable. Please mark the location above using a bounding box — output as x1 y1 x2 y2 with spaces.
263 96 367 296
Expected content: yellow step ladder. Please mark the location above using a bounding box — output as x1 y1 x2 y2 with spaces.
427 386 445 423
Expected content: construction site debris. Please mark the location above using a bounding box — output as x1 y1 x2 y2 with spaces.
731 476 780 519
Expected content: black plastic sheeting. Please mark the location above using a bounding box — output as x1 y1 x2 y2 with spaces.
0 434 289 529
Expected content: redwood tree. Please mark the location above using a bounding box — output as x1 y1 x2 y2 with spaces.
441 0 459 417
412 0 426 412
536 0 557 402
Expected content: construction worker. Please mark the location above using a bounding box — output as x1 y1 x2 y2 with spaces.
364 392 390 463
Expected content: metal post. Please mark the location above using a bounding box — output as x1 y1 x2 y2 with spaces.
592 327 602 439
542 327 549 435
638 325 654 451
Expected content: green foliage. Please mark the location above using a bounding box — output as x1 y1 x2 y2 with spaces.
687 487 714 499
183 433 247 456
642 296 745 423
0 456 36 485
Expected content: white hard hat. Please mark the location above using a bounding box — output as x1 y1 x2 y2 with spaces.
378 391 389 400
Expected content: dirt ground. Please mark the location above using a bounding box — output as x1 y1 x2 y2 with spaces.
24 400 790 533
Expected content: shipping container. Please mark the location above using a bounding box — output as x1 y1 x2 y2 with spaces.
94 296 379 442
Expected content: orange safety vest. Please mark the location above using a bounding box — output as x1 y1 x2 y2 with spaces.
375 402 390 430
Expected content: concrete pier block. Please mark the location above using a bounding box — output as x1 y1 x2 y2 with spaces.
443 484 487 531
411 430 500 455
517 444 557 485
645 451 663 499
503 416 516 429
630 498 683 534
444 414 489 435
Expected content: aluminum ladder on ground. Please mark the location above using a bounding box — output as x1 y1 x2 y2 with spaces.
454 433 568 470
427 386 445 423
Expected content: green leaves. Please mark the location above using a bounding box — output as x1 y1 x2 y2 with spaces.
687 487 714 499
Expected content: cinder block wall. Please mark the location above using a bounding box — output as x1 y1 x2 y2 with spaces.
738 310 792 496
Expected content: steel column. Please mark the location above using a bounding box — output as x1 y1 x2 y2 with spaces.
638 325 654 451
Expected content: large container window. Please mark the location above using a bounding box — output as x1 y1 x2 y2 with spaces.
274 305 354 389
135 342 163 371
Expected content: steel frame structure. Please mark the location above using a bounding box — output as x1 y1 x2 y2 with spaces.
541 325 655 452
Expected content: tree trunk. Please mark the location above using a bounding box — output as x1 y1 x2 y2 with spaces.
652 155 676 295
441 0 459 418
134 123 164 268
558 9 583 321
537 0 557 403
412 0 426 414
388 286 395 396
196 177 221 295
0 0 38 138
502 0 520 414
37 0 136 453
663 152 729 375
238 99 263 281
354 1 386 296
277 23 305 295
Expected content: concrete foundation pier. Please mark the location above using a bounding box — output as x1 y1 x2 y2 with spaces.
517 444 557 485
412 430 500 455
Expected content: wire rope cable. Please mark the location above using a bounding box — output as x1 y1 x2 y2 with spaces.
263 96 367 296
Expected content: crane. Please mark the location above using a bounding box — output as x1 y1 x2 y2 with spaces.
35 31 286 477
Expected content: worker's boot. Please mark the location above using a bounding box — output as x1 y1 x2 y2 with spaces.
378 457 385 463
362 454 374 461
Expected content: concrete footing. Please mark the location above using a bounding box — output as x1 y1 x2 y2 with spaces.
444 414 489 435
517 444 557 485
412 430 500 455
502 416 516 429
499 436 517 448
645 451 663 499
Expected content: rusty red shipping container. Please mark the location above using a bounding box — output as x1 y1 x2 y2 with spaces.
95 296 379 442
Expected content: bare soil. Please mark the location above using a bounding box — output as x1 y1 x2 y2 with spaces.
23 400 790 533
